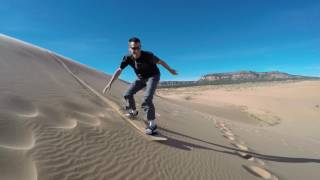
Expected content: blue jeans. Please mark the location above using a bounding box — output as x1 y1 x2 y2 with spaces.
124 74 160 121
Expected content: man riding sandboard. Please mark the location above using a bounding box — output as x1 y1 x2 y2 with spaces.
103 37 178 135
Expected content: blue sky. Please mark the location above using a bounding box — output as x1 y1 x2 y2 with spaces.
1 0 320 81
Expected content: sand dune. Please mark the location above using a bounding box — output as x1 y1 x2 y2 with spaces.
158 80 320 180
1 34 320 180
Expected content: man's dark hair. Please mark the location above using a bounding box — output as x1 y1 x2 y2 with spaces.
128 37 141 43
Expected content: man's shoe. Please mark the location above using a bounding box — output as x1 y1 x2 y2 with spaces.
145 124 157 135
125 110 138 119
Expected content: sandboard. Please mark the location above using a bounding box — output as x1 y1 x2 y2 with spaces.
118 108 167 141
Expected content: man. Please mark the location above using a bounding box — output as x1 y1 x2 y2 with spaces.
102 37 177 135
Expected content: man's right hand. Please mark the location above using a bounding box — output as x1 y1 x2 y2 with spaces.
103 68 122 94
102 84 112 94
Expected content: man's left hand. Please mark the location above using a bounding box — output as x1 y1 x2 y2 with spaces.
170 69 178 75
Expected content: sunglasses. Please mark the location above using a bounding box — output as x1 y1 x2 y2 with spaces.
130 46 141 50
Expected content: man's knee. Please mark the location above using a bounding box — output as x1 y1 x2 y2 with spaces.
124 93 134 99
141 96 153 106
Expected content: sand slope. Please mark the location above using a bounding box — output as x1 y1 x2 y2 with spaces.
158 80 320 180
1 34 319 180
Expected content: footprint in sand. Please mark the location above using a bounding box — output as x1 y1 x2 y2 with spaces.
221 129 234 136
215 121 266 164
214 121 235 141
216 121 232 130
215 123 221 128
218 124 231 131
220 126 237 141
221 131 236 141
215 121 225 128
216 121 270 178
230 142 255 161
223 134 236 141
242 165 278 180
254 158 266 166
1 95 38 118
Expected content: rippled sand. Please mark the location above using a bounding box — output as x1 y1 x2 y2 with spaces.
1 34 320 180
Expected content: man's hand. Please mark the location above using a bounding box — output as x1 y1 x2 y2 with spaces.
102 68 122 94
169 69 178 75
102 84 112 94
158 60 178 76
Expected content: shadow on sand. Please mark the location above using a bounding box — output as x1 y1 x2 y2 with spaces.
157 127 320 164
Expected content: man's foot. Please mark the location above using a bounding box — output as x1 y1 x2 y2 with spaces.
125 110 138 119
145 124 157 135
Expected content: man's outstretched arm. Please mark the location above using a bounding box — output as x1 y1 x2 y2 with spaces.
157 60 178 75
102 68 122 94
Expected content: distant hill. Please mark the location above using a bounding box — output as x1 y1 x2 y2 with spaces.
159 71 320 88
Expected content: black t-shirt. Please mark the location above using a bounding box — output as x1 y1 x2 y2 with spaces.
120 51 161 79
